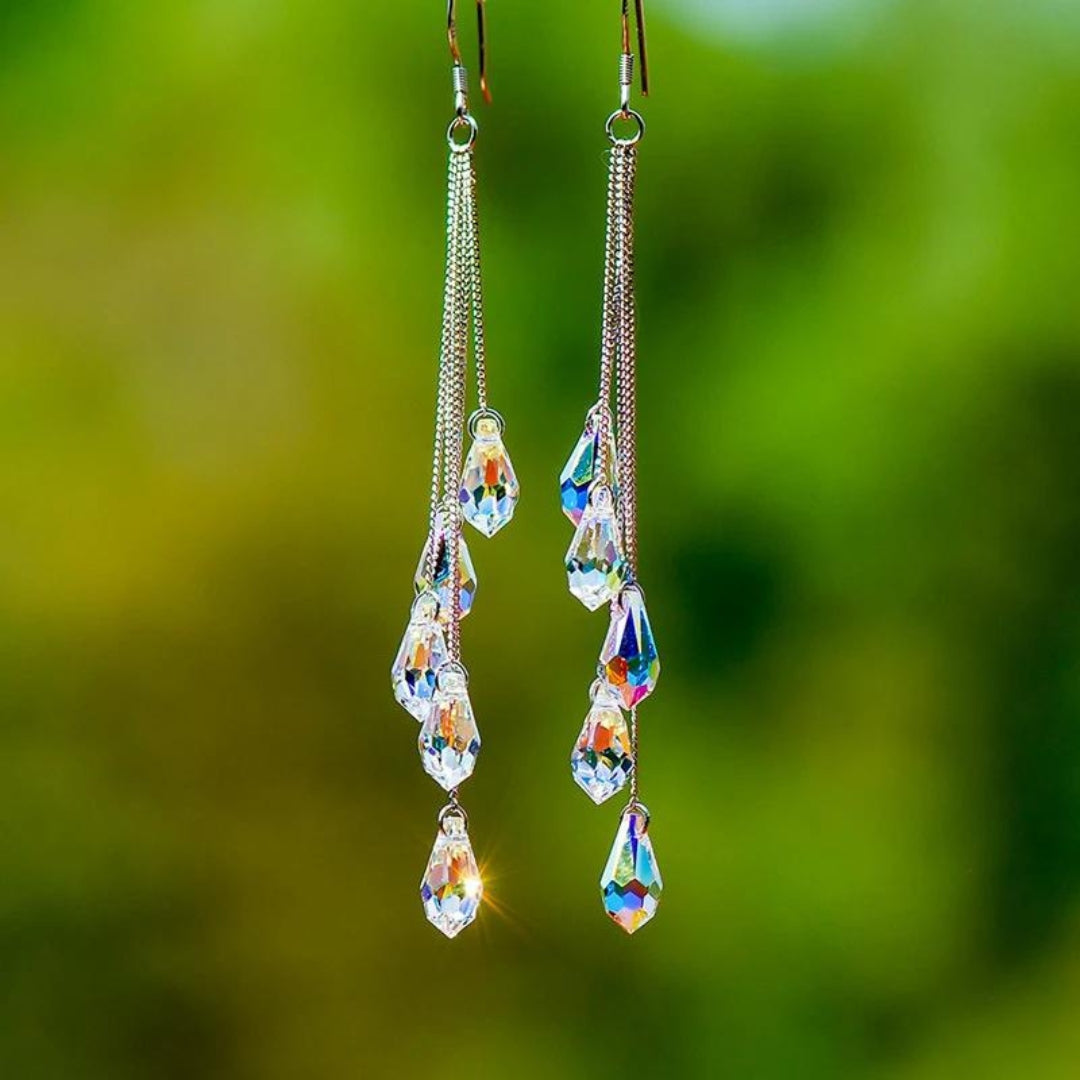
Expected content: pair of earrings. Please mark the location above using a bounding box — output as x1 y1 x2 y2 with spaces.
391 0 662 939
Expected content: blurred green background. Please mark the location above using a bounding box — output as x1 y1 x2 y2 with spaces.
2 1 1080 1077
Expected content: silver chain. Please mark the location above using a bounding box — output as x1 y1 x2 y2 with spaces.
594 147 624 480
461 152 489 414
614 145 639 578
426 149 466 582
444 150 472 662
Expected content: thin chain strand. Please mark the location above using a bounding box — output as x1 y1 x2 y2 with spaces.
462 152 489 414
426 149 465 582
615 145 639 579
595 148 624 481
444 151 471 663
617 146 642 809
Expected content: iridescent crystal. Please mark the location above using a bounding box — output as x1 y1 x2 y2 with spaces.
459 416 520 537
414 517 477 624
559 422 618 526
601 586 660 708
571 682 633 804
601 809 662 934
418 668 480 791
420 812 483 938
565 487 627 611
391 592 448 721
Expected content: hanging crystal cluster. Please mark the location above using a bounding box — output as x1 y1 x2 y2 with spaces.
391 62 518 939
559 65 663 933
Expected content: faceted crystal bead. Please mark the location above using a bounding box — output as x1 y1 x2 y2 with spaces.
601 809 662 934
414 517 477 625
420 812 483 938
565 487 627 611
570 682 633 804
418 668 480 791
559 422 618 527
601 586 660 709
391 592 448 721
459 416 520 537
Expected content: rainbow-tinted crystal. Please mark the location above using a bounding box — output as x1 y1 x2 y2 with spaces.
601 809 662 934
559 423 618 526
566 487 627 611
459 416 520 537
420 813 483 938
418 669 480 791
391 592 448 720
414 516 477 625
571 682 633 804
601 586 660 708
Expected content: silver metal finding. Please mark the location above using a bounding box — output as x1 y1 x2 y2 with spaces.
435 660 470 690
448 0 491 107
447 113 479 152
606 108 646 147
467 407 504 438
438 800 470 833
624 797 650 832
619 0 650 99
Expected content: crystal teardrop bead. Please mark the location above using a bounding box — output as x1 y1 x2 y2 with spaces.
459 416 520 537
420 812 483 938
570 682 633 804
565 487 627 611
414 517 477 625
391 592 448 721
559 422 618 526
418 668 480 791
600 586 660 709
600 808 662 934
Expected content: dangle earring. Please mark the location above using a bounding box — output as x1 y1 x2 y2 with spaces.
561 0 662 934
391 0 519 939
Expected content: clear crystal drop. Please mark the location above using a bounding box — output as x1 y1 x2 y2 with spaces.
421 813 483 938
570 682 633 804
459 416 520 537
391 592 448 721
565 487 627 611
560 423 618 526
600 586 660 708
414 517 477 624
600 809 662 934
418 668 480 791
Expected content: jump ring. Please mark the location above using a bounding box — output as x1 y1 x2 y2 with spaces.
468 407 505 438
438 802 469 833
606 109 645 147
624 800 651 832
448 114 478 152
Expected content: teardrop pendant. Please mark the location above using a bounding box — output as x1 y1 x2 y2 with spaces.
600 807 663 934
418 666 481 791
565 486 627 611
570 680 634 804
600 585 660 709
391 591 448 720
459 414 520 537
559 419 618 527
414 514 478 624
420 808 483 938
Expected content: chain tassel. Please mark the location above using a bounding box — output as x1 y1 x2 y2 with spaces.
393 64 519 937
564 58 661 933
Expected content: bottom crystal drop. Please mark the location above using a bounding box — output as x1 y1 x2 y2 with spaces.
421 814 483 938
600 809 663 934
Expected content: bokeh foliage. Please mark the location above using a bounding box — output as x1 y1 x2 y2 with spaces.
1 1 1079 1077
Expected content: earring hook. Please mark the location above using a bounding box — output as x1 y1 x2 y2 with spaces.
448 0 491 106
620 0 649 99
